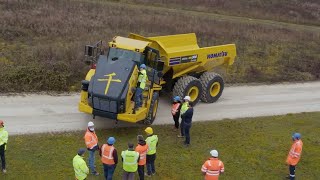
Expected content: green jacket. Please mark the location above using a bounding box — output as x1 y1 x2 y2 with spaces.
0 127 8 150
138 69 148 89
121 150 139 172
146 135 158 155
180 102 189 116
73 155 89 180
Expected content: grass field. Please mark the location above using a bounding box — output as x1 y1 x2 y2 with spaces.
0 0 320 92
125 0 320 26
1 112 320 179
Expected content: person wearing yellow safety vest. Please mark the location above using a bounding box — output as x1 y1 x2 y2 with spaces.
178 96 191 138
0 120 8 174
144 127 158 177
121 142 140 180
84 121 99 176
73 148 89 180
135 64 148 110
100 137 118 180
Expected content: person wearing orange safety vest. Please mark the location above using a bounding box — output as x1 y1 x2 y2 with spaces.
135 135 148 180
201 149 224 180
171 96 182 130
84 121 99 176
100 137 118 180
286 133 303 180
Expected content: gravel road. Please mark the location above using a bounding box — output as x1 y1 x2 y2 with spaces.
1 82 320 135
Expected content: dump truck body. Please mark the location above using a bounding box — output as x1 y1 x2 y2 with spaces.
79 33 236 124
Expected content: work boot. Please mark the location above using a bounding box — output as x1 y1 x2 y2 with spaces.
91 171 99 176
145 173 151 177
2 169 6 174
177 135 184 138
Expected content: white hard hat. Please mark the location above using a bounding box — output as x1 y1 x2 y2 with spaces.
184 96 191 101
210 150 218 157
88 121 94 127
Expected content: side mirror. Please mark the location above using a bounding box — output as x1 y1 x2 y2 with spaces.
85 45 94 57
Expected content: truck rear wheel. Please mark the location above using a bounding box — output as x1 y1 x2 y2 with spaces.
144 92 159 125
200 72 224 103
173 76 202 105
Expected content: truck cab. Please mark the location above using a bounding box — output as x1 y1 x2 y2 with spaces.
79 37 163 124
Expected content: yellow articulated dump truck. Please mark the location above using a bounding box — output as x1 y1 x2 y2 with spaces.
79 33 236 124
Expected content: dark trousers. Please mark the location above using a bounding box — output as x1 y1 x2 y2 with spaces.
172 115 179 129
184 124 191 144
0 144 5 170
146 154 156 175
135 87 143 107
103 164 116 180
289 165 296 180
122 171 135 180
138 165 144 180
180 119 185 136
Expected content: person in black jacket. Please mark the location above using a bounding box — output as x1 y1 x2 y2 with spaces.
181 102 194 147
171 96 182 130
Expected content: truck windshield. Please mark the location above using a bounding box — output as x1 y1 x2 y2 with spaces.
107 47 142 63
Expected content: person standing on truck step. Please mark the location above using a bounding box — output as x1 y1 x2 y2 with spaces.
286 133 303 180
135 64 148 110
0 120 8 174
73 148 89 180
100 137 118 180
178 96 190 138
171 96 182 130
84 121 99 176
121 142 140 180
201 149 225 180
182 101 194 147
135 135 148 180
144 127 158 176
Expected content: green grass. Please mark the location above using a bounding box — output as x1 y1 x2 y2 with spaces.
0 0 320 92
1 112 320 179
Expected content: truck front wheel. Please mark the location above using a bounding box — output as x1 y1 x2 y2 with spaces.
200 72 224 103
144 92 159 125
173 76 202 105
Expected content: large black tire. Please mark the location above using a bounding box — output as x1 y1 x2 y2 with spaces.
173 76 202 105
144 92 159 125
200 72 224 103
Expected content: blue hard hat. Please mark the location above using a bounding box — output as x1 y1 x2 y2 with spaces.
78 148 86 155
292 133 301 140
173 96 181 101
107 137 116 145
140 64 146 69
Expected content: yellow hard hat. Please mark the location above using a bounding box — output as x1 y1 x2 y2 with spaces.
145 127 153 134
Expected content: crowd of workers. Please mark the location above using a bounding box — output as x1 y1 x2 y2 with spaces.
73 122 158 180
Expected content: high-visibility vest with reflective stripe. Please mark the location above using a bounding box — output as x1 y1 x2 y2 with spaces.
138 69 148 89
0 128 8 147
180 102 189 116
135 144 148 165
286 139 303 166
73 155 89 180
146 135 158 155
121 150 139 172
101 144 115 165
171 103 180 115
201 158 224 180
84 129 98 149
